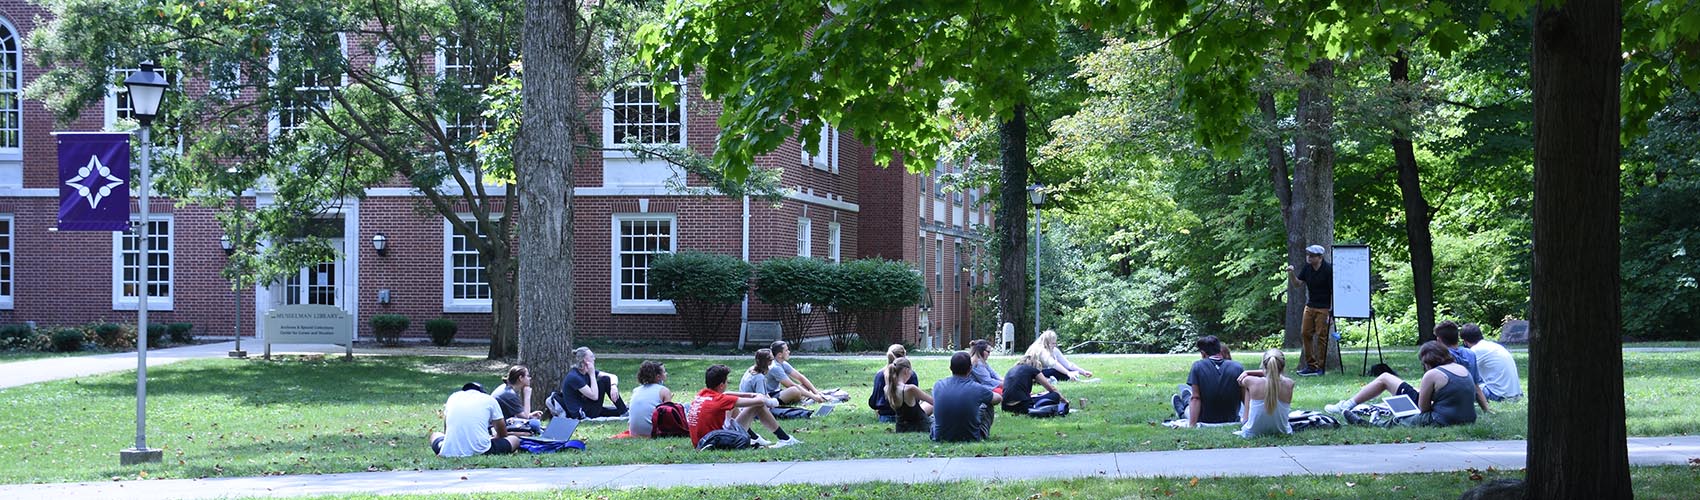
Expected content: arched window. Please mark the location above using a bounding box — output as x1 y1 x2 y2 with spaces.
0 18 21 156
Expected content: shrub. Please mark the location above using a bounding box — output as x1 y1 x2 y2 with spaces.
426 319 458 347
827 259 924 351
652 251 752 347
754 257 835 345
146 323 168 346
369 314 410 345
0 323 31 348
167 323 194 344
93 323 125 347
51 328 86 352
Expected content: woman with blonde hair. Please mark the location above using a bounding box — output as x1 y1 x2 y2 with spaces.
869 344 919 422
1025 330 1093 381
883 357 934 432
1235 349 1295 437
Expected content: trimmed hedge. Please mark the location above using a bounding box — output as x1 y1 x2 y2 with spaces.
426 319 458 347
652 251 752 347
93 323 125 347
51 328 86 352
146 323 168 346
370 314 410 345
167 323 194 344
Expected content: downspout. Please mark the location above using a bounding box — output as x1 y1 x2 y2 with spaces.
738 194 751 348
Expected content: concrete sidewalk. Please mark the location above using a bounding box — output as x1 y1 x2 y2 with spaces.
1 436 1693 499
0 341 239 390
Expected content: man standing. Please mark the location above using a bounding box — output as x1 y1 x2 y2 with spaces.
932 351 1001 442
1290 244 1332 376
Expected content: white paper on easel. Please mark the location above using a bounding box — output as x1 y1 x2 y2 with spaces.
1331 245 1371 319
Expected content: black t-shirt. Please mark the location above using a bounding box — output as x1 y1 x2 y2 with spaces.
1298 261 1333 308
1001 364 1042 410
558 369 592 418
869 369 921 416
1187 357 1246 424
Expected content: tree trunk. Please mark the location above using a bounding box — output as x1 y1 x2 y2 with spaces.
517 0 579 409
487 253 519 359
1389 51 1437 344
997 103 1032 348
1528 0 1629 497
1296 60 1335 270
1260 92 1305 349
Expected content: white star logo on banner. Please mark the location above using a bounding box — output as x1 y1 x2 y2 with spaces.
65 155 126 209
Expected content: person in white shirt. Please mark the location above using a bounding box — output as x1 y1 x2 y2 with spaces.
429 382 520 457
1461 323 1523 401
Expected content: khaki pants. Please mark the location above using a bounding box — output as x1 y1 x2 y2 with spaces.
1301 306 1331 371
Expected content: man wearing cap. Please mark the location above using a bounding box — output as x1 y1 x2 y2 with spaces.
1289 244 1332 376
429 382 521 457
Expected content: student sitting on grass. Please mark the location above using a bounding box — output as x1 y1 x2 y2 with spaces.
1435 321 1485 388
766 340 849 406
740 349 780 397
1000 354 1065 414
1235 349 1295 438
556 347 629 420
883 357 934 433
689 364 800 449
1026 330 1094 381
932 351 1001 442
492 365 543 435
1173 336 1245 428
1326 341 1491 427
1461 323 1522 401
430 382 520 457
626 361 674 438
869 344 918 422
968 339 1003 392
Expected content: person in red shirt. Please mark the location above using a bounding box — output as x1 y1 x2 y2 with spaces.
689 364 800 449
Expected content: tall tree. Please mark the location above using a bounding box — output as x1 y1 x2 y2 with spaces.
1387 51 1437 344
1527 0 1629 495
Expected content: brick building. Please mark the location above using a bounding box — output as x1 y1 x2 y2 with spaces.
0 3 992 349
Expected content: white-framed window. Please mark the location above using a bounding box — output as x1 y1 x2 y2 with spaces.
0 214 11 309
953 241 962 292
272 34 347 136
0 17 22 180
443 216 495 313
604 73 685 153
828 221 841 263
797 217 812 258
611 214 676 314
112 216 173 310
934 238 943 289
436 34 490 144
802 122 839 173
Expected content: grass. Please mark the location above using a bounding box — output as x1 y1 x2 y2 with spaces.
0 351 1695 484
284 466 1700 500
0 349 107 364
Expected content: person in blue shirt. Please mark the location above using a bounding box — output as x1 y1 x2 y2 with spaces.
1434 321 1483 386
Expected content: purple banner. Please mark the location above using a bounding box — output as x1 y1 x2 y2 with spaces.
56 132 133 231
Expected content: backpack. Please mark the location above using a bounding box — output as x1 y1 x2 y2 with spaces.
771 406 814 419
696 428 753 450
651 402 691 438
1287 410 1341 432
1027 398 1070 418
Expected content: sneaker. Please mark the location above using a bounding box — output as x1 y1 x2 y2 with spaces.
1324 399 1358 414
1173 385 1193 420
767 436 802 449
811 403 837 418
1298 369 1323 377
751 436 774 447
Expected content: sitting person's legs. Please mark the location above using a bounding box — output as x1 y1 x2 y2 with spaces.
733 404 796 445
428 432 445 455
1331 373 1411 411
485 435 521 455
582 372 629 418
1041 368 1071 381
775 385 809 405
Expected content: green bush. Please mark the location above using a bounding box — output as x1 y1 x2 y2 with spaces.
146 323 168 346
167 323 194 344
652 251 752 347
0 324 33 350
425 319 458 347
826 259 924 350
369 314 410 345
754 257 835 345
93 323 125 347
51 328 86 352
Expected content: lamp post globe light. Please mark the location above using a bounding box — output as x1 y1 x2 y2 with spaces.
119 61 168 466
1027 184 1044 339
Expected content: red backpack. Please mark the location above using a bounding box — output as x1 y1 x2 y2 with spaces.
651 402 691 438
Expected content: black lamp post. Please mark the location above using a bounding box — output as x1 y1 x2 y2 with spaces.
119 61 168 466
1027 184 1045 339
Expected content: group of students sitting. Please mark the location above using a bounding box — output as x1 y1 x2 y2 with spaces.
865 330 1100 442
1173 321 1523 438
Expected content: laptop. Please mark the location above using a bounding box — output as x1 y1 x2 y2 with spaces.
1382 394 1422 418
535 416 580 441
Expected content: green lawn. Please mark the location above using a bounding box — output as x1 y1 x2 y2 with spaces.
0 349 105 364
0 351 1694 484
283 466 1700 500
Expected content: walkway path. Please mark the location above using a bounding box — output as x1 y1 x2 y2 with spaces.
0 341 239 390
0 436 1693 499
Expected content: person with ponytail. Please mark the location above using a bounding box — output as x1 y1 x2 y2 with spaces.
883 357 934 433
968 339 1003 392
1234 349 1295 437
869 344 920 422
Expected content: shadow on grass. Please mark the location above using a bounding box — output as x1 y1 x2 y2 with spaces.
77 357 487 408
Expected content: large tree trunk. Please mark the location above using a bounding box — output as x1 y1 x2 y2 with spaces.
1287 61 1335 349
1259 92 1304 349
997 103 1032 348
1527 0 1629 497
517 0 578 408
1389 51 1437 344
488 253 519 359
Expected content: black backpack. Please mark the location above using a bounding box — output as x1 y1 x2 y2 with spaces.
696 429 753 450
1027 398 1071 418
